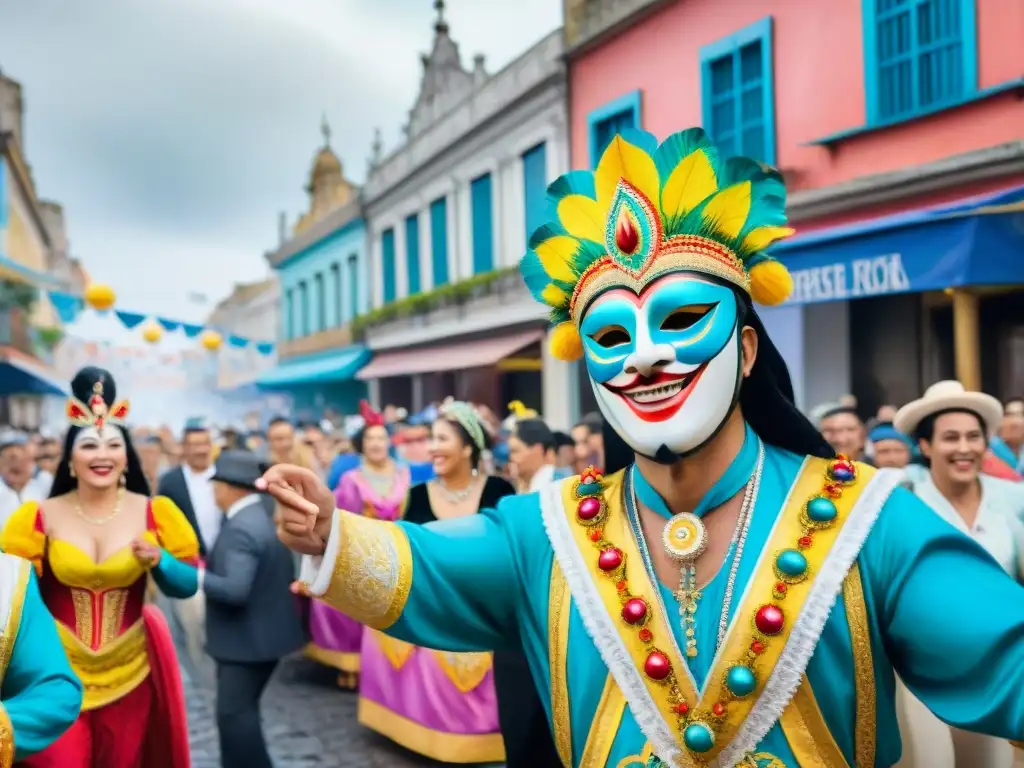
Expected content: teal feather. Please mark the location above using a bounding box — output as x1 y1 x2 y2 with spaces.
519 250 554 303
528 223 572 251
545 171 597 222
614 127 660 157
652 128 718 191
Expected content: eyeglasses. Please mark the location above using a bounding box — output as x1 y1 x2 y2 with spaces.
37 455 59 462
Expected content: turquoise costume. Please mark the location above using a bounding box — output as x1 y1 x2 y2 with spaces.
298 128 1024 767
0 552 83 764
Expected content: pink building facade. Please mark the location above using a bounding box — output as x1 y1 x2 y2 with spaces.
564 0 1024 413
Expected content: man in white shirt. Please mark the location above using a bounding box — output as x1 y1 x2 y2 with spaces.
157 421 219 671
507 418 558 493
0 436 52 528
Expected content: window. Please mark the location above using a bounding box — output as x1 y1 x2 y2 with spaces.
586 90 642 168
430 196 449 286
405 212 421 295
381 228 397 304
470 173 494 274
330 263 342 326
865 0 976 123
284 288 294 340
314 272 326 332
700 17 775 164
522 142 547 241
346 254 359 320
297 280 309 336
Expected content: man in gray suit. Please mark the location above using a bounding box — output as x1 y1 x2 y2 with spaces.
201 450 306 768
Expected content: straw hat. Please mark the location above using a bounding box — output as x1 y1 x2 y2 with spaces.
893 380 1003 437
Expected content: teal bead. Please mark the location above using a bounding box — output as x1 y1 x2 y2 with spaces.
806 496 837 522
725 665 758 697
578 480 602 496
683 723 715 753
775 549 808 578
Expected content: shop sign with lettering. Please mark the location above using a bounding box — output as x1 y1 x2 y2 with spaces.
786 253 911 305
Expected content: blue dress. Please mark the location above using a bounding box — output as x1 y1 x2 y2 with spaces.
300 425 1024 767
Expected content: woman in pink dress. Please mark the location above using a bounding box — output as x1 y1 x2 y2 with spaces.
305 401 410 688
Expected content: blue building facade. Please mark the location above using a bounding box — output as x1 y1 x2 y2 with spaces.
256 136 371 418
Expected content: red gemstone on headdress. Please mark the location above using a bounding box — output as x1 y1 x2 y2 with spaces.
598 548 623 571
754 604 785 636
68 404 84 418
621 598 648 624
615 209 639 254
644 651 671 680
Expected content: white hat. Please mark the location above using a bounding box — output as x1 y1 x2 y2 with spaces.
893 380 1002 437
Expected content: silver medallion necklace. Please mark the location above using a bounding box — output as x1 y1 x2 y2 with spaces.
436 470 479 503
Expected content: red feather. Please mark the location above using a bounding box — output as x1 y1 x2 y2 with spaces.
359 400 385 427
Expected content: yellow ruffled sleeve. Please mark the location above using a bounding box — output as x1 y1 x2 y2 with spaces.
0 502 45 576
149 496 200 565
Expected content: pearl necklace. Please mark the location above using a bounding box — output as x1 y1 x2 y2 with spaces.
436 470 479 503
73 487 125 526
626 444 763 659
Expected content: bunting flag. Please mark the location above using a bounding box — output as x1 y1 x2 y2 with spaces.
46 290 276 354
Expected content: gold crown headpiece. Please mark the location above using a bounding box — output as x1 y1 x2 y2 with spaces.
66 380 130 429
519 127 796 361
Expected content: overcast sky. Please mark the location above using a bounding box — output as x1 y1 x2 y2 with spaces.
0 0 561 340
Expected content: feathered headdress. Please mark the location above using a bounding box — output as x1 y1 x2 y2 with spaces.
519 127 795 361
359 400 386 428
66 380 130 429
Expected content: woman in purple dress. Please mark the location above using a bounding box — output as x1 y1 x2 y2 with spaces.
357 401 513 763
305 401 410 688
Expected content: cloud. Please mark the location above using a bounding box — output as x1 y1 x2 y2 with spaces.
0 0 561 326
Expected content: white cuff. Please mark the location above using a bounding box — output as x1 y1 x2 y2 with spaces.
197 566 205 591
299 511 343 596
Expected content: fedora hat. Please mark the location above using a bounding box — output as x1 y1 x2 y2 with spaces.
893 380 1003 437
211 450 268 492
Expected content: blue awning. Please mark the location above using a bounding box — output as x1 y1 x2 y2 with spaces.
255 346 370 389
0 254 61 287
771 184 1024 305
0 349 68 396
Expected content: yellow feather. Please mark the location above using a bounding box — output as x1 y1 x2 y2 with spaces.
534 236 580 283
660 150 718 221
594 136 661 216
556 194 605 242
549 322 583 362
701 182 751 240
541 284 568 306
741 225 796 253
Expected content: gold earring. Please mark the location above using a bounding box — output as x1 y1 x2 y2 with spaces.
119 472 127 487
69 466 76 479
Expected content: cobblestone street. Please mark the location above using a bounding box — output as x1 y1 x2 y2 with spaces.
184 654 436 768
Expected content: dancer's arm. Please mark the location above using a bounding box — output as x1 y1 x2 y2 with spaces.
0 562 83 762
148 497 200 598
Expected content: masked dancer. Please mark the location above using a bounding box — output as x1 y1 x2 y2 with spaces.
305 401 410 689
268 129 1024 767
2 366 198 768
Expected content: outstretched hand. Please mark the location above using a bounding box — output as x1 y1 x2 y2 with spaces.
257 464 335 556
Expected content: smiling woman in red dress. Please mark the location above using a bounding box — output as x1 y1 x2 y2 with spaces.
1 367 197 768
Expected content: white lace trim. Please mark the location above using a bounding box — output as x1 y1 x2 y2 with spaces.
539 480 687 768
712 467 901 768
299 510 344 595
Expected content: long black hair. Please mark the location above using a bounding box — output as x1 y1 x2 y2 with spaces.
602 290 834 475
49 366 151 498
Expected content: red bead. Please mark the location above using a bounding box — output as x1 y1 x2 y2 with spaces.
589 530 602 542
644 651 671 680
824 483 842 499
798 536 813 549
598 548 623 571
577 497 602 521
774 581 788 594
712 702 726 717
615 209 639 254
754 604 785 636
616 580 628 593
638 628 653 643
621 598 648 624
674 702 689 715
750 640 765 654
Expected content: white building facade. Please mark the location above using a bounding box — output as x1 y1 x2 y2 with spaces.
356 13 575 427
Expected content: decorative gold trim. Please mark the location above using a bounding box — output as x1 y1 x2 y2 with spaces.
100 589 129 646
549 561 573 767
0 703 13 768
581 675 628 768
845 563 876 768
779 676 849 768
357 696 506 764
320 512 413 630
70 587 94 648
372 631 416 671
303 642 361 673
57 618 150 710
0 559 30 688
430 650 493 694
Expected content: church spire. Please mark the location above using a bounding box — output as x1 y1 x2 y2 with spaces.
320 112 332 148
433 0 448 34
